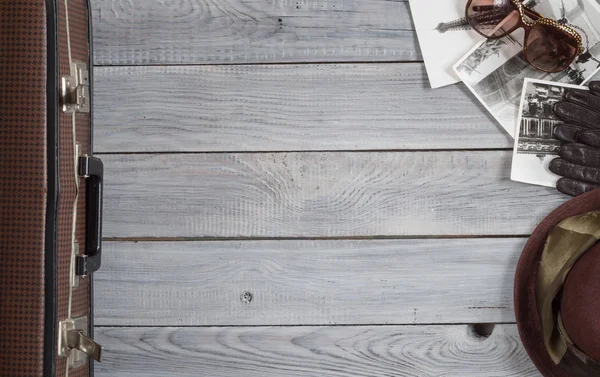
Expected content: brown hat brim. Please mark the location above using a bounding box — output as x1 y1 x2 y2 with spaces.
514 189 600 377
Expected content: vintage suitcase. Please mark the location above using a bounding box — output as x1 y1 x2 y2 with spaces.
0 0 103 376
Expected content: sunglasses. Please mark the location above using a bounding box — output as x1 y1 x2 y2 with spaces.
465 0 584 73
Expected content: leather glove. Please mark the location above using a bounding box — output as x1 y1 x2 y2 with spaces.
549 81 600 196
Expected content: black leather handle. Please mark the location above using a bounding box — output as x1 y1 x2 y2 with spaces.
76 156 103 276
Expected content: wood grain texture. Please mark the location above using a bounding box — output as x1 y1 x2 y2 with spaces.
96 238 524 326
95 325 540 377
100 151 566 238
93 65 511 152
92 0 420 66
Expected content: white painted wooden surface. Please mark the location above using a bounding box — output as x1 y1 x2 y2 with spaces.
92 0 420 66
96 238 525 326
100 151 566 238
93 65 511 152
90 1 558 375
95 325 541 377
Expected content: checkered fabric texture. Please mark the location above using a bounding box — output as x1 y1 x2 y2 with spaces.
1 0 92 375
0 1 48 375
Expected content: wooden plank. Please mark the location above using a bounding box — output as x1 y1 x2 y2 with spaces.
95 325 540 377
96 238 525 326
100 151 566 238
92 0 420 66
93 65 511 152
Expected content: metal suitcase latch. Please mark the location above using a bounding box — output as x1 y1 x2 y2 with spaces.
61 61 90 113
59 316 103 369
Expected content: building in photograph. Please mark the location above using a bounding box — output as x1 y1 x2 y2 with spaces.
517 84 563 155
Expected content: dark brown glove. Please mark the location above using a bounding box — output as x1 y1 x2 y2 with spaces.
552 82 600 129
549 81 600 196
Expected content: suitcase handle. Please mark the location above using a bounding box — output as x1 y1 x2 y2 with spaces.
76 156 103 276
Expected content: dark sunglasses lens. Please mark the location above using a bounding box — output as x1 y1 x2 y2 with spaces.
466 0 520 37
525 23 579 72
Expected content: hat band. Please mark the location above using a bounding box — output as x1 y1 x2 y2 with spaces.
536 211 600 373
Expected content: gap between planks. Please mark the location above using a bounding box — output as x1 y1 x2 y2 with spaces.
94 148 512 155
92 59 425 68
102 234 531 242
94 322 518 329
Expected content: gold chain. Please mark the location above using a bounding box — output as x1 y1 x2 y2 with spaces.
510 0 584 55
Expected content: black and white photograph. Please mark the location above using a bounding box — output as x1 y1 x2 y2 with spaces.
454 0 600 137
511 79 587 187
408 0 482 88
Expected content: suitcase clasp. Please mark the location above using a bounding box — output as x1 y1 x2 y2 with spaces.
58 316 103 368
61 61 90 113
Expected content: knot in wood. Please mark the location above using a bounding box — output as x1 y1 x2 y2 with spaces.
240 291 253 303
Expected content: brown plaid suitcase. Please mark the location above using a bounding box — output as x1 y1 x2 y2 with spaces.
0 0 103 376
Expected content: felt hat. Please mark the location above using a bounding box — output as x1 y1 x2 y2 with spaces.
515 189 600 377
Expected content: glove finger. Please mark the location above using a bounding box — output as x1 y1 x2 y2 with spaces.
589 81 600 97
579 130 600 148
565 89 600 113
549 158 600 184
553 101 600 129
554 123 589 143
559 143 600 167
555 178 600 197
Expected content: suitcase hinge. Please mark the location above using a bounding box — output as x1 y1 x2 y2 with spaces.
58 316 103 369
61 61 90 113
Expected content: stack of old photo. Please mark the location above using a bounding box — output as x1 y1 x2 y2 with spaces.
408 0 600 187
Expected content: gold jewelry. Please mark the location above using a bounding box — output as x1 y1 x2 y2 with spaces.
511 0 584 55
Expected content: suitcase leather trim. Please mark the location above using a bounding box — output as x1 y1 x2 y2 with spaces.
44 0 59 376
